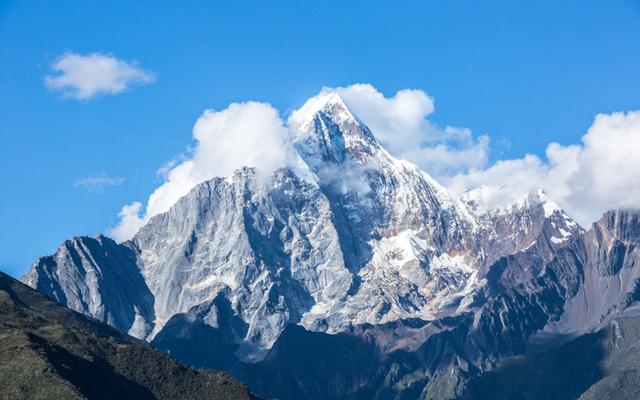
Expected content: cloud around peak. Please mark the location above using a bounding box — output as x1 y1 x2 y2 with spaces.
109 101 294 241
109 83 640 241
449 110 640 226
45 51 155 100
110 84 489 241
292 84 490 179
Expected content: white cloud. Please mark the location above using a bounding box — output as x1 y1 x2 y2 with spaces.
45 52 155 100
110 101 293 241
109 202 145 242
449 111 640 226
566 112 640 212
401 129 490 179
75 172 125 192
145 101 293 218
330 84 437 153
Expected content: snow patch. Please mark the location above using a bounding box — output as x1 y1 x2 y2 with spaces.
543 200 562 218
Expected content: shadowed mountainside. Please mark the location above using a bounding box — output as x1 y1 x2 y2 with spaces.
463 316 640 400
0 271 257 400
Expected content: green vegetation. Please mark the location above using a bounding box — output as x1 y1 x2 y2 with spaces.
0 272 257 400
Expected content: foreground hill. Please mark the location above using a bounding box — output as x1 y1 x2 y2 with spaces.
0 271 256 400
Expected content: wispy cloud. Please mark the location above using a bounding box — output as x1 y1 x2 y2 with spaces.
45 51 155 100
75 173 125 192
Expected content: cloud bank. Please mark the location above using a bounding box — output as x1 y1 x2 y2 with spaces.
110 83 640 241
45 52 155 100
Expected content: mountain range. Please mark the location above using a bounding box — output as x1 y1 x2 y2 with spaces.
19 93 640 399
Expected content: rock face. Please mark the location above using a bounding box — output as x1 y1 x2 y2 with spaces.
24 235 155 338
234 209 640 400
22 93 640 399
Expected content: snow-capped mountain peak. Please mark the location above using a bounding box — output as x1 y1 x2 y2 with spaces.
462 185 565 219
291 92 380 169
289 92 360 132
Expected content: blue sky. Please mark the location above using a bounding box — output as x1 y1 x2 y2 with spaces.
1 0 640 277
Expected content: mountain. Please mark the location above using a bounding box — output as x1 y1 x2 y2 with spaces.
463 316 640 399
0 271 257 400
235 209 640 399
22 92 640 399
